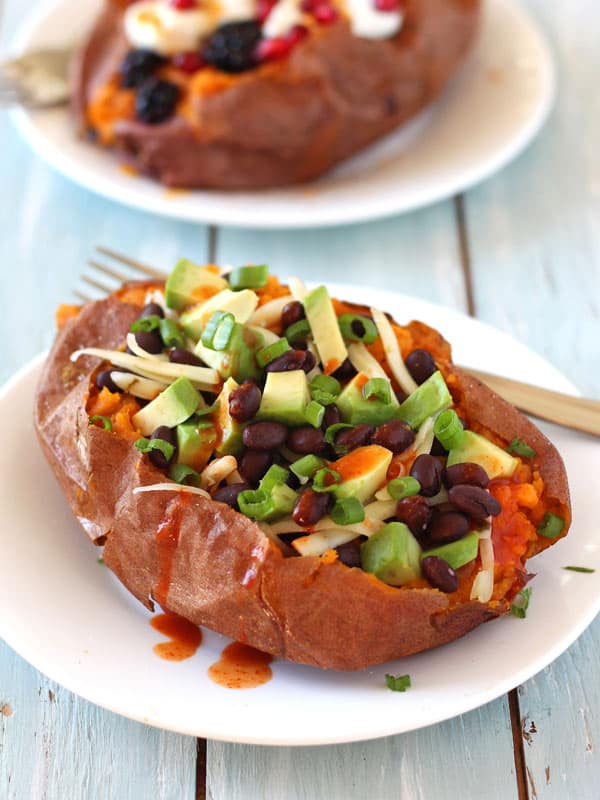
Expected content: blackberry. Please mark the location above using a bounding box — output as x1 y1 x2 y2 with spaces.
135 78 180 124
202 21 262 73
120 49 165 89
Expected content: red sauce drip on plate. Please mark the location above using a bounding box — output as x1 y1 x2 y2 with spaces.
154 497 188 607
150 612 202 661
208 643 273 689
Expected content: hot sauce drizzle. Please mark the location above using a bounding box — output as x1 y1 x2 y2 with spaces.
154 497 188 608
151 612 202 661
208 643 273 689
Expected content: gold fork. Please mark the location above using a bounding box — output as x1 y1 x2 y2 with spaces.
79 246 600 437
0 46 74 108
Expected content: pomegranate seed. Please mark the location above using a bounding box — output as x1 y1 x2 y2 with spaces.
374 0 401 10
288 24 309 44
257 0 277 21
255 25 308 63
172 51 205 73
301 0 316 10
170 0 197 8
313 3 338 23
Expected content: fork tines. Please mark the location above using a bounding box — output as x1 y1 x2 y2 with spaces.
76 246 168 303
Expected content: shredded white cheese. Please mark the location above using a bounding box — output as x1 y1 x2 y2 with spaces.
249 295 294 328
413 416 435 457
292 529 358 557
110 371 166 400
199 456 238 490
125 333 168 361
133 483 211 499
346 343 388 381
288 276 308 303
370 307 418 396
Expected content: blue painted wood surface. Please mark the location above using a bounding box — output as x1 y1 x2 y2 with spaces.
1 1 599 798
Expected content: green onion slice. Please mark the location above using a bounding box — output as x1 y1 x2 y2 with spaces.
386 476 421 500
385 673 411 692
256 338 291 367
330 497 365 525
201 311 236 350
433 409 465 451
507 437 536 458
159 318 185 349
324 423 354 448
305 400 325 428
537 512 565 539
131 315 161 333
237 489 273 520
89 415 112 432
312 468 342 493
134 437 175 461
363 377 392 404
310 374 341 396
169 463 200 486
228 264 269 290
259 464 289 494
510 587 532 618
562 566 595 574
290 454 326 482
285 319 311 345
338 313 378 344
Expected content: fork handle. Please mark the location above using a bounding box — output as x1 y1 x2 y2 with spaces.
463 367 600 437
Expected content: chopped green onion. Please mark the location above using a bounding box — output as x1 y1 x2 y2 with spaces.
507 438 536 458
385 673 411 692
97 556 105 565
310 374 341 397
305 400 325 428
131 315 161 333
312 468 342 493
259 464 289 494
563 566 595 574
256 338 291 367
134 437 175 461
285 319 311 345
290 454 326 483
330 497 365 525
194 402 219 418
433 409 465 451
338 313 378 344
201 311 236 350
169 463 200 486
237 489 273 520
387 476 421 500
89 415 112 432
228 264 269 290
363 377 392 404
159 318 185 349
537 512 565 539
324 423 354 449
510 588 532 618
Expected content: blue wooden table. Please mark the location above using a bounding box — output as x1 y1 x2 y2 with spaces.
1 1 599 797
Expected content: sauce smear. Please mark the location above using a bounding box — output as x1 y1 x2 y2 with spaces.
208 643 273 689
154 498 187 608
151 612 202 661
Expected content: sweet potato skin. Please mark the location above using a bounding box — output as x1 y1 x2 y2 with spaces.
72 0 481 188
34 291 570 670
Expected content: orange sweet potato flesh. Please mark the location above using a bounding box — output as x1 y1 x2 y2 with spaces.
71 0 481 188
34 289 570 670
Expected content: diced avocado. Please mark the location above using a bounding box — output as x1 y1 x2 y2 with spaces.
336 373 400 426
256 370 311 426
361 522 423 586
421 531 480 570
213 377 245 456
132 376 200 436
176 420 217 472
194 324 263 382
303 286 348 375
165 259 227 311
396 371 452 430
180 289 259 340
446 430 519 479
331 445 393 503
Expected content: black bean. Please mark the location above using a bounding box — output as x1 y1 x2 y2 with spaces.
168 347 204 366
332 358 357 383
427 511 470 544
444 462 489 489
335 424 374 453
336 539 362 568
212 482 252 508
134 329 163 354
405 349 437 385
323 404 341 429
372 419 415 454
239 450 273 485
292 488 330 527
281 301 305 330
448 485 501 521
409 454 443 497
287 426 326 454
96 369 120 393
266 349 315 374
395 496 432 538
229 382 262 422
149 425 176 469
421 556 459 593
242 421 288 450
139 302 164 319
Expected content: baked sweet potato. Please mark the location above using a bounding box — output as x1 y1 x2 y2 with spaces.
35 266 570 670
72 0 481 188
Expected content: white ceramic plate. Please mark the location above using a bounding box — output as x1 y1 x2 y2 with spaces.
1 286 598 746
10 0 554 229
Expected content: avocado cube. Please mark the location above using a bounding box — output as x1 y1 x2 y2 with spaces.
303 286 348 375
421 531 480 570
396 371 452 430
165 259 227 310
180 288 259 340
446 430 518 479
331 445 393 504
256 370 311 427
336 373 400 426
132 376 201 436
177 420 217 472
361 522 423 586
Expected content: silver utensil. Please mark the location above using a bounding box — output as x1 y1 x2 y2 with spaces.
0 46 74 109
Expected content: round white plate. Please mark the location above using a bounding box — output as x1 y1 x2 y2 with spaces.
1 286 598 746
10 0 554 229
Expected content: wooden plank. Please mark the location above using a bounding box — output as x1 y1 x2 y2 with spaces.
462 2 600 796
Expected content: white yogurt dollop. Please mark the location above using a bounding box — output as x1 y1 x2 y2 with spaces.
344 0 403 40
124 2 212 55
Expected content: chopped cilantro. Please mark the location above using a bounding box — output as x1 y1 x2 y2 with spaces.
385 673 411 692
507 438 536 458
563 566 595 574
